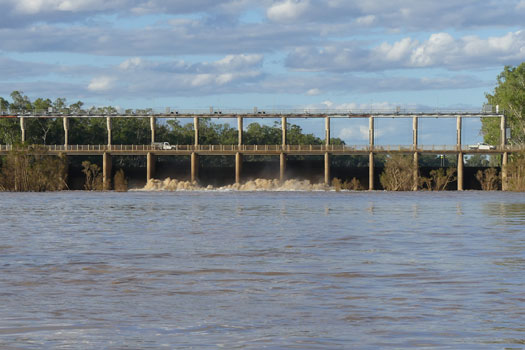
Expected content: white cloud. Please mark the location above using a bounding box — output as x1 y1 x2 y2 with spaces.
12 0 111 14
213 54 263 70
287 31 525 72
355 15 375 26
87 76 115 91
267 0 310 22
375 37 417 62
119 57 143 70
306 88 321 95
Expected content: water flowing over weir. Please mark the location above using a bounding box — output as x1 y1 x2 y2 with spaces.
141 178 328 191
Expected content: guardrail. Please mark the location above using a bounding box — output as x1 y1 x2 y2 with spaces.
0 110 505 118
1 144 525 152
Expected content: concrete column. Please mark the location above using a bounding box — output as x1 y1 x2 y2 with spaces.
502 152 508 191
500 115 506 148
413 152 419 191
191 152 199 183
412 116 418 149
238 116 243 146
103 152 112 190
194 117 199 146
457 152 464 191
369 116 375 190
63 117 69 147
106 116 112 149
456 116 462 149
150 116 156 144
413 116 418 191
369 116 374 148
325 116 330 146
20 117 26 143
280 152 286 183
324 152 330 185
369 152 374 190
281 116 287 147
235 152 242 184
147 152 156 182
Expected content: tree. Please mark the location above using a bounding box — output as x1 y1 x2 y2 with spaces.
10 91 32 111
0 97 9 111
484 63 525 144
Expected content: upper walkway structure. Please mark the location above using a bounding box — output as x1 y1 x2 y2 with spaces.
0 108 519 191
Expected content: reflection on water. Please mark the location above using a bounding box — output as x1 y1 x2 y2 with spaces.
0 191 524 349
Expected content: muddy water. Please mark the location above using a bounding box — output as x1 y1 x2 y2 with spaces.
0 191 524 349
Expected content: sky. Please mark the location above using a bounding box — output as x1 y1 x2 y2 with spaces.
0 0 524 144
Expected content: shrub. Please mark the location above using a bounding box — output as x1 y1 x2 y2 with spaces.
476 168 500 190
113 169 128 192
379 154 415 191
81 160 103 190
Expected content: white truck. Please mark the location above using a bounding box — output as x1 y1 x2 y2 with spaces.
152 142 175 150
468 142 496 150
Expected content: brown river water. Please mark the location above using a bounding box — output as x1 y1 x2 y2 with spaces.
0 190 524 349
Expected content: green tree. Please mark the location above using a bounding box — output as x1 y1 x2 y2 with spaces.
0 97 10 111
484 63 525 144
10 91 32 111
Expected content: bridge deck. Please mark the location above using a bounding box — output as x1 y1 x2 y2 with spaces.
0 111 504 119
1 144 522 156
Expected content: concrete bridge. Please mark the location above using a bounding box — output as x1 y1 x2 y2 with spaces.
0 110 518 190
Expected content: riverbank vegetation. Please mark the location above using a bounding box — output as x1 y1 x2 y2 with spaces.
0 145 67 191
506 152 525 191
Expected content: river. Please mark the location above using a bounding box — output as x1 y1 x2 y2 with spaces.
0 191 524 349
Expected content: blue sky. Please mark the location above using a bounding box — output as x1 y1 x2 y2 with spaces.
0 0 524 143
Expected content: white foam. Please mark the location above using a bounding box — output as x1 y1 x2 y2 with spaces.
136 178 329 192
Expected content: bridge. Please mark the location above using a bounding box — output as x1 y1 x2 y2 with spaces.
0 109 518 190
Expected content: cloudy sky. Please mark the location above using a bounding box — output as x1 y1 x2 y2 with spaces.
1 0 524 118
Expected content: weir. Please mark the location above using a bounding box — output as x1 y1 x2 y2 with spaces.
0 110 521 190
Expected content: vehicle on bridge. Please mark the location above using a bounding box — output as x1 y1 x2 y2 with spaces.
468 142 496 150
152 142 175 150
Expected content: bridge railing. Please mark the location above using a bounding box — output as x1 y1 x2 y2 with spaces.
1 144 525 152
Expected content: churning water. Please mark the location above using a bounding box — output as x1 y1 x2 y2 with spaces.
0 191 524 349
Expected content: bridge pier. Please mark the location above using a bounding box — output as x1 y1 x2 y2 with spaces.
191 152 199 183
235 152 242 184
369 152 374 190
502 152 508 191
325 116 330 144
457 152 464 191
147 152 156 182
282 117 287 145
194 117 199 146
20 117 26 143
369 116 374 190
63 117 69 147
413 152 419 191
501 115 508 191
103 152 112 190
280 152 286 183
413 116 418 191
238 116 243 146
457 116 463 191
325 117 331 186
107 116 112 150
324 152 330 185
150 116 156 144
